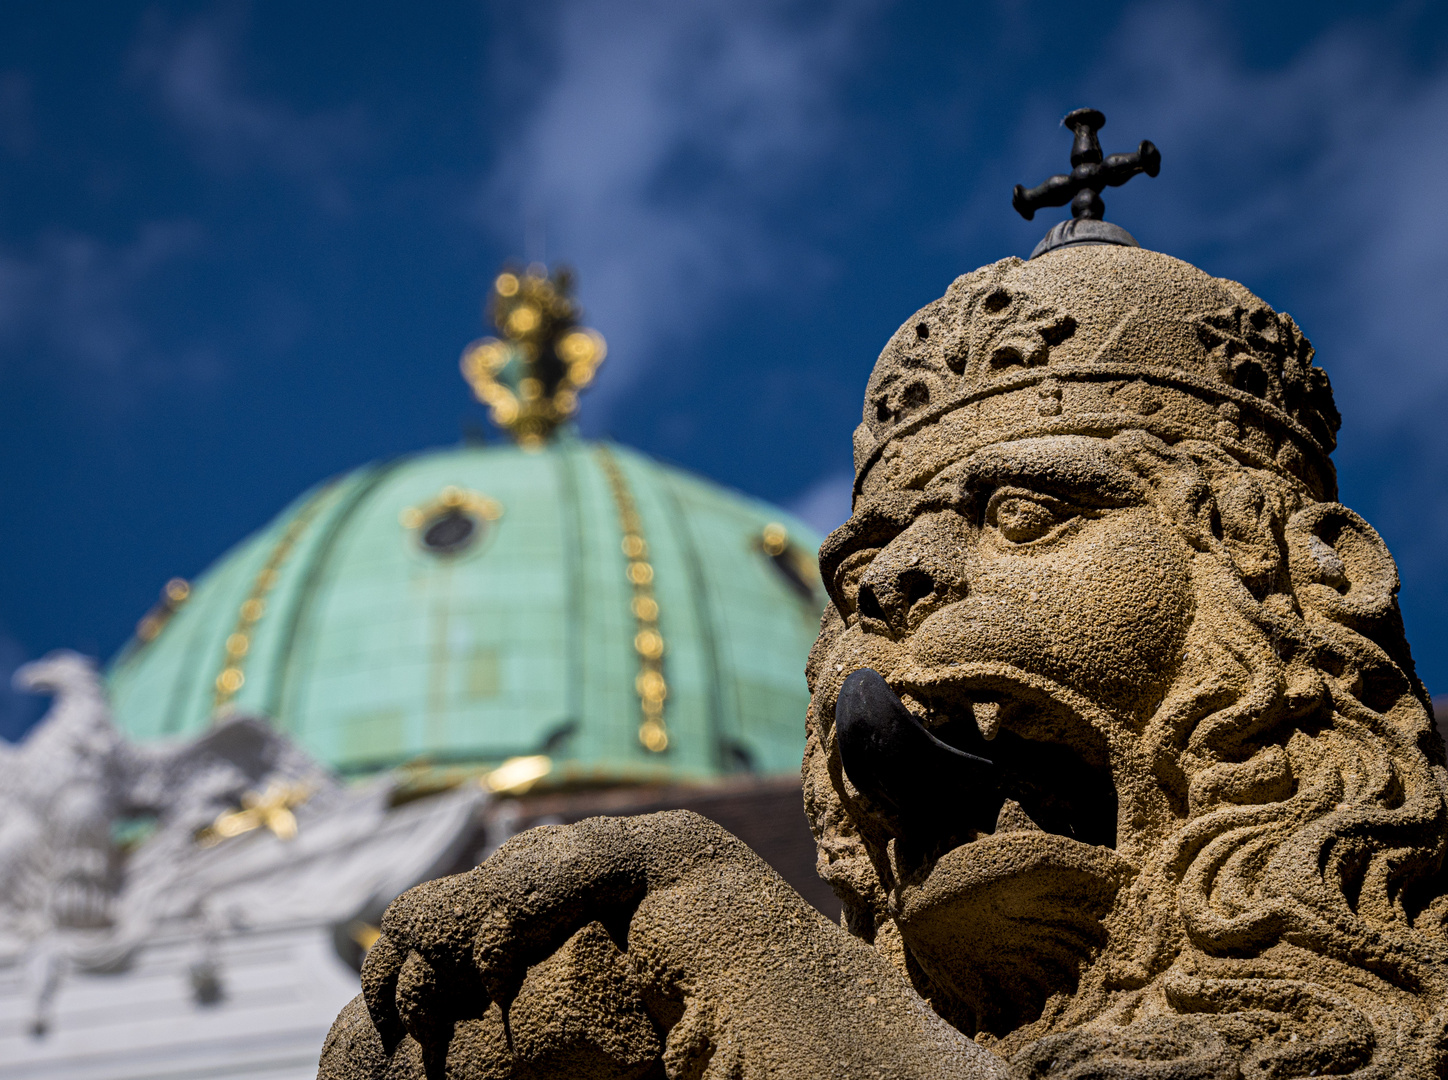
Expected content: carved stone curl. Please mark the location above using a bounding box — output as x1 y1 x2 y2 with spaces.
321 245 1448 1080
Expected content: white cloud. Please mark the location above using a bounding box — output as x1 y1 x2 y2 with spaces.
131 10 367 209
0 224 205 391
476 0 880 408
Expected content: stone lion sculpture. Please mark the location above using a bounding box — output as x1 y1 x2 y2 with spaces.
319 244 1448 1080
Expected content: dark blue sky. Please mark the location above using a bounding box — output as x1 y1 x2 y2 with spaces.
3 0 1447 737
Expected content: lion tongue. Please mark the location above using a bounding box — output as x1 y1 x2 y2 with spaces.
834 668 999 839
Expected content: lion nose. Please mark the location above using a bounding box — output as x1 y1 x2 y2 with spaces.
857 563 945 635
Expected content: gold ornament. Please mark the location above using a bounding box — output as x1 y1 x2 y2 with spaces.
196 781 313 846
460 265 607 448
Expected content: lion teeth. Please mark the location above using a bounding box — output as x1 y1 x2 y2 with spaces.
995 799 1044 834
974 701 1001 741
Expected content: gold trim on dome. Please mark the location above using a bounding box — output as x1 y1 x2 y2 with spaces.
347 921 382 953
135 577 191 644
212 484 336 714
461 266 606 448
399 485 503 527
385 755 553 805
755 522 823 598
594 445 669 753
760 522 790 557
399 485 503 551
482 754 553 796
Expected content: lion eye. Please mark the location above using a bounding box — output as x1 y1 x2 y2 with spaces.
988 493 1074 544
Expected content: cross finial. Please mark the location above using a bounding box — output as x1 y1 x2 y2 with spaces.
1013 108 1160 225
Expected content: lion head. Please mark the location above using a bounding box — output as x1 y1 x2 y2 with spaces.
802 245 1448 1078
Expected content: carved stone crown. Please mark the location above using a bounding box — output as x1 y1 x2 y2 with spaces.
854 245 1341 501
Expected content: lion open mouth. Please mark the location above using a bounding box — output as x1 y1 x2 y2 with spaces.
834 667 1118 868
835 668 1130 1035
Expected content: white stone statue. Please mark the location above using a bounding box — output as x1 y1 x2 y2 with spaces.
0 651 125 951
0 650 488 1075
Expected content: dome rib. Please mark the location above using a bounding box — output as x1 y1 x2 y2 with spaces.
162 589 226 736
214 478 344 715
654 466 728 771
265 460 408 727
552 440 588 744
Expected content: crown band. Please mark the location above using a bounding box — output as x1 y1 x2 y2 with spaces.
854 362 1337 503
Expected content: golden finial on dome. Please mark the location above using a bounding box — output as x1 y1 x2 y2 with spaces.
460 263 607 448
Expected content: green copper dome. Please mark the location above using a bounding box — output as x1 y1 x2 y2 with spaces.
107 436 827 782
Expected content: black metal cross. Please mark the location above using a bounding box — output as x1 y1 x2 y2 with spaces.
1012 108 1160 223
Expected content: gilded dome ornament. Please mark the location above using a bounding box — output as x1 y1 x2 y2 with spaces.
459 265 607 448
